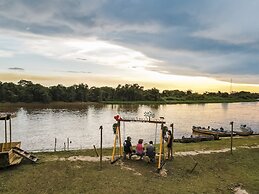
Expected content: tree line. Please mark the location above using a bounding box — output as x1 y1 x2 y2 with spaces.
0 80 258 103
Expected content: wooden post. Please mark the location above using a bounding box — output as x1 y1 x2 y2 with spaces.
118 122 123 157
67 138 69 151
5 117 7 144
171 123 174 159
230 121 234 154
54 138 57 152
93 145 99 157
100 126 103 170
158 124 164 170
9 117 12 144
154 123 158 149
64 142 66 151
111 126 118 162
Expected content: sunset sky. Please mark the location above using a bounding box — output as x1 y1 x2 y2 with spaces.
1 0 259 93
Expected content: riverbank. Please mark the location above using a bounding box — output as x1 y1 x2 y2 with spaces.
1 136 258 193
0 98 258 109
104 98 258 104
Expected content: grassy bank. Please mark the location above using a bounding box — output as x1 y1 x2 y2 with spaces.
103 98 258 104
0 98 258 109
1 136 259 194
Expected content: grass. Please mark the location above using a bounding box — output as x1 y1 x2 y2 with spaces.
1 136 259 194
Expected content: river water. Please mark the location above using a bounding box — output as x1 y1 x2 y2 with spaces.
1 102 258 151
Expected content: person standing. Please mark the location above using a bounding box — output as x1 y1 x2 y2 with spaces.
167 130 173 160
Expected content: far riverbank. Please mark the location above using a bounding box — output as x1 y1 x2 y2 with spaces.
0 98 258 109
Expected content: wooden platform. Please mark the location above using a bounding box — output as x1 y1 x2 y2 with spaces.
0 142 23 168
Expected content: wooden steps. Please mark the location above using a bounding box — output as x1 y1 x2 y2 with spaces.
12 147 38 163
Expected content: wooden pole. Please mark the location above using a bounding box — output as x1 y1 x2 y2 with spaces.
64 142 66 151
9 117 12 144
158 124 163 170
54 138 57 152
5 117 7 144
100 126 103 170
230 121 234 154
171 123 174 159
154 123 158 150
118 122 123 157
111 126 118 162
93 145 99 157
67 138 69 151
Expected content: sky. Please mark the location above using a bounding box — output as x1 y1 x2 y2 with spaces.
1 0 259 93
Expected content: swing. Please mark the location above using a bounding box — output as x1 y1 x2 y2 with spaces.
111 115 171 171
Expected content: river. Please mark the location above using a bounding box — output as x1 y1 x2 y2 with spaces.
1 102 258 151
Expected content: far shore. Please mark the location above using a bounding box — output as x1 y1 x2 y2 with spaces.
0 98 258 108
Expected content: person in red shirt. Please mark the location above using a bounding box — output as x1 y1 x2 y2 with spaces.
136 139 145 158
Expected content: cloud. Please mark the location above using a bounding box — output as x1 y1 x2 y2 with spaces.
0 0 259 85
66 70 91 74
0 50 14 57
8 67 24 71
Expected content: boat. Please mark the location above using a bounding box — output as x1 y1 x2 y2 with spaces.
192 126 235 137
173 135 216 143
234 124 253 136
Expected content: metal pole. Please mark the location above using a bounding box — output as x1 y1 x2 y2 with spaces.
230 121 234 154
100 126 103 170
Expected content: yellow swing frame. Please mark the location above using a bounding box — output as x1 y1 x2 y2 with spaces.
111 116 169 171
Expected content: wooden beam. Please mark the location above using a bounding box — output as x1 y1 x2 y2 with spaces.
158 124 164 170
119 118 166 124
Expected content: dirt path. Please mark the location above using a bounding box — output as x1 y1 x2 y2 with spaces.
46 145 259 162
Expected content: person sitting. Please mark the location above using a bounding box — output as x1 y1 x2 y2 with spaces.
146 141 156 163
123 136 133 159
136 139 145 159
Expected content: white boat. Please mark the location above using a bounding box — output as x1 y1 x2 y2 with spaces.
234 124 253 136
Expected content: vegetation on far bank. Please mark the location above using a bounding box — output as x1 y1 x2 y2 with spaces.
0 80 259 105
1 136 259 194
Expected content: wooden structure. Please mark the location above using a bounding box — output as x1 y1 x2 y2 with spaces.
111 115 170 171
0 114 37 168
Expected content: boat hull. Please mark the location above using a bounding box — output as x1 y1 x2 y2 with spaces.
192 127 234 137
234 131 253 136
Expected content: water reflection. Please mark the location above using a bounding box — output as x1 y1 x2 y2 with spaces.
221 103 229 111
1 102 258 151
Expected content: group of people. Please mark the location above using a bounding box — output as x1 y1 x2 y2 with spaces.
123 130 173 162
